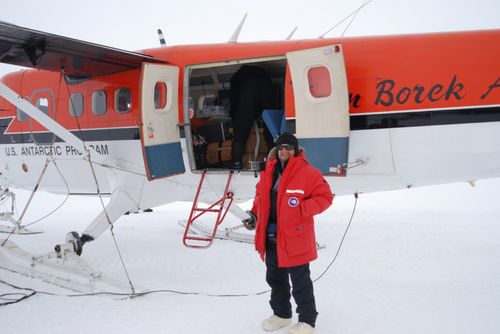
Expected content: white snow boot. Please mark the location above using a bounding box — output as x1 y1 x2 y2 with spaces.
287 322 315 334
261 315 292 331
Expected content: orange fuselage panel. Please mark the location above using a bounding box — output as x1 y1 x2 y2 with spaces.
1 29 500 132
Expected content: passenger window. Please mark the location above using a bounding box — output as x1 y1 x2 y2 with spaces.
92 91 107 115
115 88 131 113
36 97 49 114
307 66 332 98
69 93 84 117
16 107 27 121
154 82 167 109
31 92 54 145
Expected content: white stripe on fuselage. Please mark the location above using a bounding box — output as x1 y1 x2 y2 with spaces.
1 122 500 203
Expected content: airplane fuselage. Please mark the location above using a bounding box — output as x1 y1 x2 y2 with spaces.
1 29 500 209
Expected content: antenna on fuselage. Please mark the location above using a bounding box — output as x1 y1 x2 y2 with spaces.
340 0 370 37
286 26 298 40
158 28 166 46
228 13 248 43
318 0 372 38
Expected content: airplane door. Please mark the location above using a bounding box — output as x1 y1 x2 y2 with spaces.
141 63 185 180
287 45 349 176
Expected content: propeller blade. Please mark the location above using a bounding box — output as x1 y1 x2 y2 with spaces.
286 27 298 40
228 13 248 43
158 28 166 46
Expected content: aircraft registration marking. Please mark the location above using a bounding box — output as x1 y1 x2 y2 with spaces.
3 144 109 157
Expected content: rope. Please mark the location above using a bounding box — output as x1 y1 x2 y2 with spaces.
84 145 136 295
341 0 370 37
319 0 373 38
1 157 51 247
136 192 358 297
61 73 136 295
1 71 138 299
0 279 37 306
313 193 358 282
0 193 358 303
2 76 359 298
21 158 70 228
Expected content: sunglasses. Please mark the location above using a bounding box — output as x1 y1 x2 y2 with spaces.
277 144 295 151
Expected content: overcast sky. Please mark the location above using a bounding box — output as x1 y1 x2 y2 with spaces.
1 0 500 77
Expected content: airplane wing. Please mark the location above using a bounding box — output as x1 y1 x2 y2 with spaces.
0 21 163 78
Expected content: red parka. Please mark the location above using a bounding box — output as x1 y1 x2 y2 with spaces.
252 149 333 267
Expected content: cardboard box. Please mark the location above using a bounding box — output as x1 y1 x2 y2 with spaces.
245 128 268 155
206 140 232 165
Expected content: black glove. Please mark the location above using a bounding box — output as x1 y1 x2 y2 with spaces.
242 210 257 230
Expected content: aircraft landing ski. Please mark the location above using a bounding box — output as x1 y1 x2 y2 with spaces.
0 239 140 294
179 220 327 249
0 225 42 235
179 220 254 244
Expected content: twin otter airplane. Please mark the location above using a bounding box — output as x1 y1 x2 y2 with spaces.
0 20 500 275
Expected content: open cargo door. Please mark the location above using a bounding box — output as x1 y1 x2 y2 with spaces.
141 63 185 180
287 45 349 176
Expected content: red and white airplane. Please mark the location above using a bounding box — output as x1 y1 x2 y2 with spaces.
0 20 499 289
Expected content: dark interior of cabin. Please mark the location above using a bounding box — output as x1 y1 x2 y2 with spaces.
188 59 288 170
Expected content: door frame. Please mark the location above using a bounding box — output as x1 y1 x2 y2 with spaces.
140 63 185 180
183 56 285 172
286 44 350 175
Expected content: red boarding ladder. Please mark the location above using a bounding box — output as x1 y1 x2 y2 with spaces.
182 171 234 248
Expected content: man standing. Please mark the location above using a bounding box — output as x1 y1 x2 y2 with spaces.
244 133 333 334
229 65 275 168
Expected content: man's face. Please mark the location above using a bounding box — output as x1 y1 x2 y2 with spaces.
277 144 295 163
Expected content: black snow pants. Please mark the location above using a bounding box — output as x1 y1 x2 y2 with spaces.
265 239 318 327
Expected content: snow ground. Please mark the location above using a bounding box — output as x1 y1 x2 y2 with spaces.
1 178 499 334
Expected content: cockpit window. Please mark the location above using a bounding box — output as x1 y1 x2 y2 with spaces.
35 97 49 114
16 107 27 121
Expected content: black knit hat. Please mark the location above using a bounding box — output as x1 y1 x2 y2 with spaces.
276 132 299 156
